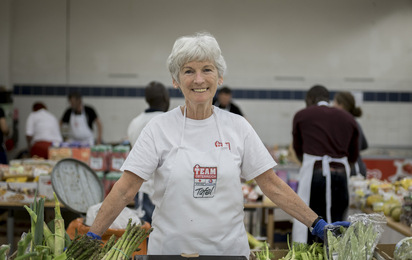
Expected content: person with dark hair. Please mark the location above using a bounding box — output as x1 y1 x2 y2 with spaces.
26 102 62 159
0 107 9 164
334 91 368 177
60 92 102 146
127 81 170 224
292 85 359 244
127 81 170 147
213 86 244 116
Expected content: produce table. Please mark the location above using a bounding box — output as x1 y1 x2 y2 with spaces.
244 200 278 248
363 207 412 237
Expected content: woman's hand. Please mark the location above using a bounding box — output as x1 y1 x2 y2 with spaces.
311 220 350 240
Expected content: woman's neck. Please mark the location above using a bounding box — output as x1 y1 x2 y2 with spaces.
181 103 213 120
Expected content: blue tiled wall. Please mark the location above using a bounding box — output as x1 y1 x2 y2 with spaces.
13 85 412 102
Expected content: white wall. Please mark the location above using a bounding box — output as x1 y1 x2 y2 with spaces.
0 0 11 89
5 0 412 154
11 0 67 84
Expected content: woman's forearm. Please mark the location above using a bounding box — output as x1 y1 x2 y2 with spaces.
89 171 143 236
255 169 317 228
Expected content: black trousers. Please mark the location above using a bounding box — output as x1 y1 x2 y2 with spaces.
307 168 349 244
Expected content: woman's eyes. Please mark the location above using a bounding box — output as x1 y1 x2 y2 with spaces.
183 68 213 74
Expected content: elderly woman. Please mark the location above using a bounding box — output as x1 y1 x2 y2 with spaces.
89 32 347 257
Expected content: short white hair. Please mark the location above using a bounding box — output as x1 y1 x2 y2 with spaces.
166 32 227 84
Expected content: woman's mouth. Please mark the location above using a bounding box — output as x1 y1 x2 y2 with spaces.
193 88 208 93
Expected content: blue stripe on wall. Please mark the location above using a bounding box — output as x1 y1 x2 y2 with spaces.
12 85 412 102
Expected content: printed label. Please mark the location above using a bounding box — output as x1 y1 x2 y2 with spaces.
111 158 125 171
90 157 103 170
193 164 217 198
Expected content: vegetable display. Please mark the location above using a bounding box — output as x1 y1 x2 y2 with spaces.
254 242 274 260
280 240 324 260
0 193 151 260
394 236 412 260
65 219 152 260
325 213 386 260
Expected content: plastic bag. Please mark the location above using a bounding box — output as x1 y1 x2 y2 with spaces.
85 203 142 229
324 212 386 260
394 237 412 260
324 225 346 260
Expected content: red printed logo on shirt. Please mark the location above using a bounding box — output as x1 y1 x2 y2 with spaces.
193 164 217 198
215 141 231 150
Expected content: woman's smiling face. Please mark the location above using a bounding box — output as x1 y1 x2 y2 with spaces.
174 60 223 106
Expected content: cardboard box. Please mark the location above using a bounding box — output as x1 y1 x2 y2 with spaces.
0 181 37 204
374 244 396 260
48 147 91 164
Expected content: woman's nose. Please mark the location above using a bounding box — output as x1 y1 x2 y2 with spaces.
194 72 205 84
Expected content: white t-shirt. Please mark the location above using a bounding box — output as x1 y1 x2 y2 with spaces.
26 109 62 145
127 111 164 147
127 110 164 196
121 106 276 207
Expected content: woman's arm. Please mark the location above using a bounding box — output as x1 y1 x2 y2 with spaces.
89 170 144 236
255 168 318 228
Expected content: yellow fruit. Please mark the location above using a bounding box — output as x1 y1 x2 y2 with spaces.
391 207 402 222
370 184 379 194
383 203 395 216
366 194 384 207
380 183 393 192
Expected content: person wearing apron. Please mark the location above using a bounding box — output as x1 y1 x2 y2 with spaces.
333 91 369 177
292 85 360 243
87 33 348 258
60 92 102 146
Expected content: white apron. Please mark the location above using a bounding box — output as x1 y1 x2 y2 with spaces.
292 153 350 242
69 108 95 146
148 108 249 258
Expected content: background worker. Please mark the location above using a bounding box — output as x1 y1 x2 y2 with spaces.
60 92 103 146
26 102 62 159
127 81 170 224
292 85 359 243
333 91 368 177
213 86 244 116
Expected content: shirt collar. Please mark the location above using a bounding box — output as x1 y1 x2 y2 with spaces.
317 101 330 107
145 108 163 113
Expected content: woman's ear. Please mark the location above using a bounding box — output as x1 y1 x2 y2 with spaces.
172 79 179 89
218 76 223 86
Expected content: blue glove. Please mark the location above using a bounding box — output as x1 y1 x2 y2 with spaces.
331 221 350 227
86 231 102 240
311 219 351 240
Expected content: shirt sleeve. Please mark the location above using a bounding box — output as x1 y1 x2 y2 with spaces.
61 109 71 123
357 123 368 151
348 122 360 163
0 108 4 118
241 127 277 181
26 113 34 136
87 106 98 122
292 113 303 157
120 129 158 180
